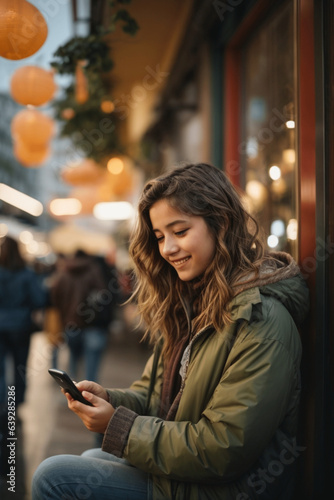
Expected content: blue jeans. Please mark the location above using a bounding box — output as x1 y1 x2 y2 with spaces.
32 448 151 499
67 327 108 382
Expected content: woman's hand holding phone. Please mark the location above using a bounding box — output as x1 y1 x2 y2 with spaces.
71 380 109 402
64 380 115 434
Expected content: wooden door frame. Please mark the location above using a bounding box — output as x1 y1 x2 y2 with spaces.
221 1 320 497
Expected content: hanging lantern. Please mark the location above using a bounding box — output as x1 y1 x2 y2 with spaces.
0 1 48 60
69 187 101 215
103 156 134 197
75 61 89 104
97 182 117 203
61 159 104 186
10 65 57 106
11 109 55 148
13 139 50 167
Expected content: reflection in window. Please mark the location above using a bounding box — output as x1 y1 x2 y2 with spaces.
241 2 297 258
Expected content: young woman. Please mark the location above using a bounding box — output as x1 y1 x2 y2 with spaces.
32 163 309 500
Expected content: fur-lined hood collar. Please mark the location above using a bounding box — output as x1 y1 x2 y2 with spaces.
231 251 309 326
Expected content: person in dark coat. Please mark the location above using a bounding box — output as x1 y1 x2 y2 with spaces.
0 236 48 407
50 249 115 382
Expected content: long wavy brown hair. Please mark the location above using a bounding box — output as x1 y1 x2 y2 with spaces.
129 163 267 359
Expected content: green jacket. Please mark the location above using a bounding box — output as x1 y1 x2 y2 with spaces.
103 269 309 499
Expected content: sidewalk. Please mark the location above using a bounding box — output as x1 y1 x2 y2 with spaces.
0 327 151 500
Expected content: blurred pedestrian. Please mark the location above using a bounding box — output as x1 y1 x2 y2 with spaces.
93 249 122 326
0 236 48 408
43 253 67 369
50 249 113 382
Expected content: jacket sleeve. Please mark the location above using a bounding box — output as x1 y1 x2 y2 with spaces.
103 305 300 483
102 348 162 455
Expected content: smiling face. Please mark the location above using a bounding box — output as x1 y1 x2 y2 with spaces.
149 199 216 281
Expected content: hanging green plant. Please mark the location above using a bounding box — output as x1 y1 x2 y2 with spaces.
50 0 139 165
53 84 123 163
51 0 139 75
51 37 114 75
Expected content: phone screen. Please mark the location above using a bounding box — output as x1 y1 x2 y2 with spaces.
48 369 93 406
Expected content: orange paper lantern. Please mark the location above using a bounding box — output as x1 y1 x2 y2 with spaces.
13 140 50 167
69 187 101 215
11 109 55 148
61 159 104 186
0 1 48 60
103 157 134 196
97 182 117 203
10 65 57 106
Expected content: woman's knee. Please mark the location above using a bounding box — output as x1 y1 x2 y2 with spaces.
32 454 79 499
32 453 149 500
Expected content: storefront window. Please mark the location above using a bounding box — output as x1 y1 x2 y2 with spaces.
241 2 297 258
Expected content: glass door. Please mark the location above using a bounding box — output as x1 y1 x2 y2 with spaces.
240 2 298 258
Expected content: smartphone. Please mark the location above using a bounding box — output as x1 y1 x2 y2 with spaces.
48 368 93 406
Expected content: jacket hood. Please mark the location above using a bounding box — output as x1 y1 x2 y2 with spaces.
232 251 309 326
